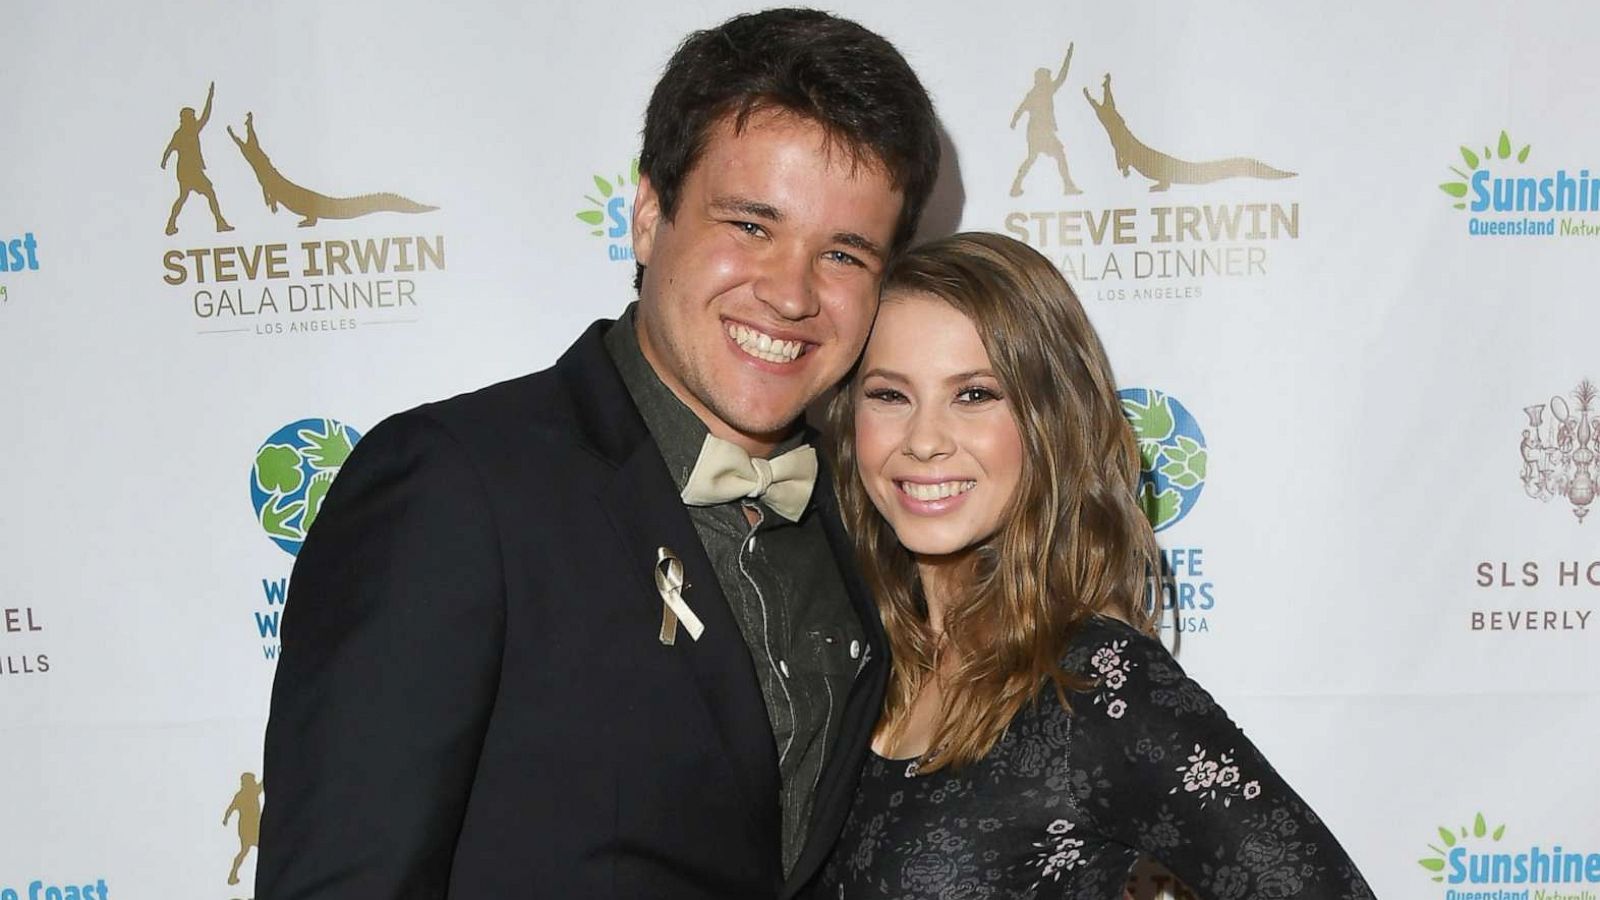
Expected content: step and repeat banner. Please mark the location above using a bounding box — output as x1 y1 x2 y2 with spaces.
3 1 1596 897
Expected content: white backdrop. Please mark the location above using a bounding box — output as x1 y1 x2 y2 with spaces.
4 1 1598 897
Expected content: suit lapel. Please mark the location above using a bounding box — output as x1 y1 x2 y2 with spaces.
558 321 778 834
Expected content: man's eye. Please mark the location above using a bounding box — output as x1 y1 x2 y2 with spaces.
733 221 765 237
825 250 865 267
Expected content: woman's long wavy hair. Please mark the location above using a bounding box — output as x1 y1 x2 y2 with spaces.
828 232 1160 772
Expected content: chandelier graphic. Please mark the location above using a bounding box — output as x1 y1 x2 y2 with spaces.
1520 379 1599 523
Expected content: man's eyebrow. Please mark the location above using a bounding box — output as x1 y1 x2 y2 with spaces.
833 231 885 262
710 195 783 221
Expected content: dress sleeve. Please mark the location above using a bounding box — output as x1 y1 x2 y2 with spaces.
1069 625 1375 900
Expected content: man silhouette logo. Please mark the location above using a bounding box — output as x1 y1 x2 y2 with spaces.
162 82 234 236
223 772 264 887
1010 44 1082 197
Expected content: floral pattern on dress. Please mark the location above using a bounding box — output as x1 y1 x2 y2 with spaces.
815 618 1375 899
1027 817 1088 889
1170 743 1261 808
1088 639 1135 720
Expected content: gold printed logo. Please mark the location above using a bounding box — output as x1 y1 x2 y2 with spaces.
223 772 264 888
1009 43 1083 197
1082 74 1295 191
161 82 235 236
227 112 438 226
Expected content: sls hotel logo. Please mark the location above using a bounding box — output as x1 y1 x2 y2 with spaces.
155 82 450 336
1002 41 1301 301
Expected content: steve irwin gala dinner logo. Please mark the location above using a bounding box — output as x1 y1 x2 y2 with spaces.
156 81 450 336
1003 41 1301 300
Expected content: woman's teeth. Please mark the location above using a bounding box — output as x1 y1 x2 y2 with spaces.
899 480 976 501
728 323 804 363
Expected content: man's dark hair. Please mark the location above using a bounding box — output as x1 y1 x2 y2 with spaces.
635 7 940 291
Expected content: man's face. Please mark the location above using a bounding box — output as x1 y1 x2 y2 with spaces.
632 109 903 454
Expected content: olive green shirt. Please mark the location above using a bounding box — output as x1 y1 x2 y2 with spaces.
605 306 865 875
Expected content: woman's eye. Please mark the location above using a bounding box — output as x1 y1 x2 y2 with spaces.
956 387 1000 404
864 387 907 404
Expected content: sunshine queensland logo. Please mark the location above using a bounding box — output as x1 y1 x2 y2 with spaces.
575 159 639 263
249 418 363 556
1439 130 1600 238
1120 389 1207 532
1417 812 1600 898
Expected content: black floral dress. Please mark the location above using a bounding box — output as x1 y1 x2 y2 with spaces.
814 618 1374 899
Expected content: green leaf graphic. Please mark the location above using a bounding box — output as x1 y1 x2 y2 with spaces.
261 496 305 540
1419 858 1445 872
1517 145 1531 163
1438 827 1456 847
255 445 304 495
594 175 614 199
1474 812 1487 838
576 210 605 226
1440 182 1469 198
1460 146 1479 169
1493 824 1506 840
1137 481 1183 529
1497 131 1511 159
630 158 641 183
299 420 353 470
1138 440 1162 471
1122 395 1176 444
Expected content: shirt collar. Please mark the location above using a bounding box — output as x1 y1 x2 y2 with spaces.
604 303 813 499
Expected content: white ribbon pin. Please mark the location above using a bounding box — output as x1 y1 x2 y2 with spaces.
655 547 704 645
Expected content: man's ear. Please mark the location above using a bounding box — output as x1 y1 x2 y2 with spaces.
632 174 663 267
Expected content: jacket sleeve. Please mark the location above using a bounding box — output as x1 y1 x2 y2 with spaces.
1073 627 1375 900
256 410 506 898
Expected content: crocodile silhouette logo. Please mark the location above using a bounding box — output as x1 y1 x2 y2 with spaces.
227 112 437 227
1083 74 1295 192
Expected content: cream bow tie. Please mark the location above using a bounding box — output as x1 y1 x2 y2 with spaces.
679 434 818 522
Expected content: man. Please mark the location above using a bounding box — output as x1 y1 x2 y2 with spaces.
257 9 939 898
161 81 234 236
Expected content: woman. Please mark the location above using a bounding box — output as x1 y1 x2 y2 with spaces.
816 233 1373 898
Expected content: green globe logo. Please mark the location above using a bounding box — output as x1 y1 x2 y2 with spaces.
249 418 363 556
1119 388 1207 532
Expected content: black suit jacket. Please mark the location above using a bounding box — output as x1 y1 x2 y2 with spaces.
257 319 888 899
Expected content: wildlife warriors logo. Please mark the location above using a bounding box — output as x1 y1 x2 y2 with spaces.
250 418 364 556
1120 389 1208 532
160 82 438 235
1520 379 1600 523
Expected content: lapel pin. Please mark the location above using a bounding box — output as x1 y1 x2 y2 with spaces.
654 546 704 645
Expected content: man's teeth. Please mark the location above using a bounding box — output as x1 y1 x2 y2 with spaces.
728 323 804 363
900 480 977 501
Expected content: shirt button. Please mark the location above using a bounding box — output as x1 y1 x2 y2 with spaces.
849 640 861 660
779 660 791 677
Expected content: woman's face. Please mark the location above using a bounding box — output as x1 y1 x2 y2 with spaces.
853 291 1024 558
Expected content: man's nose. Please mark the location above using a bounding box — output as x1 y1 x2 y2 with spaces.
754 245 820 320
